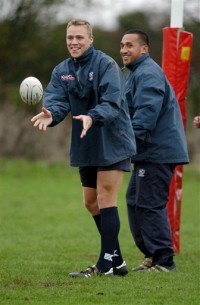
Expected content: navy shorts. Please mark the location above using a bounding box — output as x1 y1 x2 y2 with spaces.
79 158 131 188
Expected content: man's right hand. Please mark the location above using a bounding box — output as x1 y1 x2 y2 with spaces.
31 107 53 131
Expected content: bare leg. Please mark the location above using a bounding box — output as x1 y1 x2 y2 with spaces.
96 170 124 271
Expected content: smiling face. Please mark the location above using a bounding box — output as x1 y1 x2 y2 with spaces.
66 24 94 58
120 33 149 66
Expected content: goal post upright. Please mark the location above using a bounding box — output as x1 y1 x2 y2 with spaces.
162 0 193 253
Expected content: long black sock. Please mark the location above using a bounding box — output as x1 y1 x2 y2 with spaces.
93 214 101 233
96 207 121 272
93 214 123 267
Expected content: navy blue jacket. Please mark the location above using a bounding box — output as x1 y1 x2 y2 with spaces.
125 54 189 164
43 46 136 166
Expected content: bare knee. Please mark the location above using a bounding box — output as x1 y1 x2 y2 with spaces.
97 191 117 209
82 187 99 215
97 170 123 208
84 198 99 215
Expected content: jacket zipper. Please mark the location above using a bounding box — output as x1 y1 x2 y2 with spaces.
73 58 83 91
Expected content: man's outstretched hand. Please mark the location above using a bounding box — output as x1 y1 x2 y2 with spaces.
73 115 93 138
31 107 53 131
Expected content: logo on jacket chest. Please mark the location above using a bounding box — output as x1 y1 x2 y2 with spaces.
89 71 93 81
61 74 75 81
60 72 94 82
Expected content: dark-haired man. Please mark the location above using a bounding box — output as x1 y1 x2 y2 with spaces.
120 29 189 272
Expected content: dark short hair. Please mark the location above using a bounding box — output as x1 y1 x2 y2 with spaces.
125 29 149 46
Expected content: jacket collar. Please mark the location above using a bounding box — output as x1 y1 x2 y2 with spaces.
126 53 149 71
71 45 94 66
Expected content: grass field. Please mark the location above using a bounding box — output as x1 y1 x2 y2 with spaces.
0 158 199 305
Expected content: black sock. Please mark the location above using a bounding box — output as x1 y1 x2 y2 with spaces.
96 207 121 272
93 214 101 233
93 214 123 267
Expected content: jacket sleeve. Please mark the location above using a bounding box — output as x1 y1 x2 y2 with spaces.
132 72 165 142
43 66 71 126
88 58 123 126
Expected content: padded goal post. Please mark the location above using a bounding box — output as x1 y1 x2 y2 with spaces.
162 27 193 253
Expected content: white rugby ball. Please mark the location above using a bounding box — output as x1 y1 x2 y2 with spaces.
19 76 43 105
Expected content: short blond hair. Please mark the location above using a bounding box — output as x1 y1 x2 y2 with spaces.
67 19 93 36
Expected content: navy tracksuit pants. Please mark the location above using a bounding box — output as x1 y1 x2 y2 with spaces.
126 162 175 266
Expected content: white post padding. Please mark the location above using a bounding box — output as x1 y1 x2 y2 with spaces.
170 0 184 28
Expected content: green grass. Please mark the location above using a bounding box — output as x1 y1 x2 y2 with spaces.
0 158 200 305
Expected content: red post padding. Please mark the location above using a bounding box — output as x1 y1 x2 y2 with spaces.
162 27 193 253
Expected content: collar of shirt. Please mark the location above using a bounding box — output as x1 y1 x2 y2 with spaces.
71 45 94 69
126 53 150 71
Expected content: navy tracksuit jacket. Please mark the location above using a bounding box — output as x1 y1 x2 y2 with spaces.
43 46 136 167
